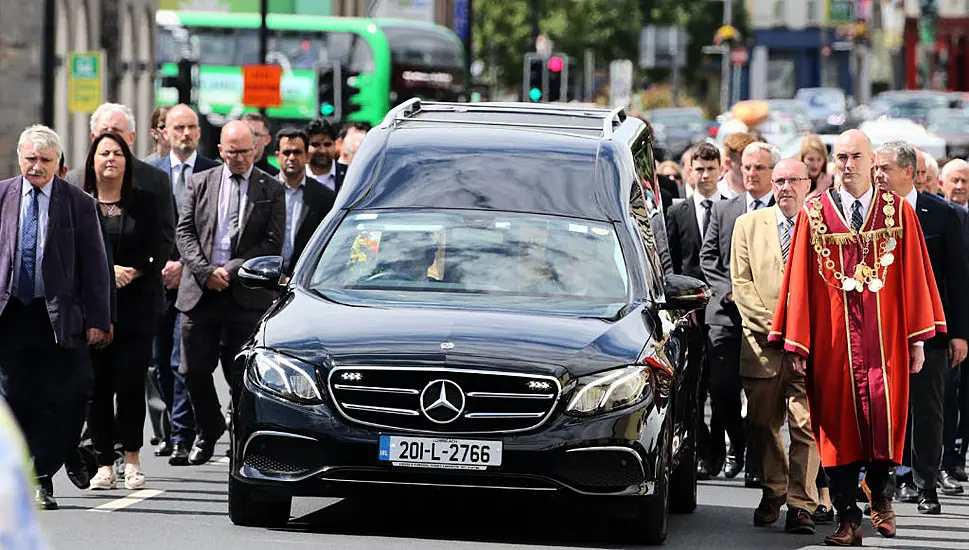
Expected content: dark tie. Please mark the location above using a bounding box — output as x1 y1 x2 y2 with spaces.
18 187 39 304
228 174 242 252
781 218 793 264
751 199 763 212
851 200 863 232
701 199 713 235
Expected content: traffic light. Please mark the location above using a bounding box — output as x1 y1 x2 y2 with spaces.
341 69 363 119
161 58 196 105
546 54 568 103
524 54 545 102
317 62 342 121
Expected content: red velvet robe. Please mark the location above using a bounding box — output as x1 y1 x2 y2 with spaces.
768 187 945 467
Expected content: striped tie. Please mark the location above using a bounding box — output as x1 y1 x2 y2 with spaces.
851 200 863 232
781 218 793 264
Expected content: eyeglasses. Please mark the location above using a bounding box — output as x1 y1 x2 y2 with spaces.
154 124 165 131
771 176 810 186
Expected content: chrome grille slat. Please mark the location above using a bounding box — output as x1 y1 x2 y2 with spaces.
333 384 419 395
343 403 420 416
328 366 561 434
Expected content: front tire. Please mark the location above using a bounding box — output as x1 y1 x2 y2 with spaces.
228 476 292 527
669 410 699 514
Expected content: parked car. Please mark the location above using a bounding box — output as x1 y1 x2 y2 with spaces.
925 108 969 159
228 100 708 546
766 99 812 134
858 118 946 158
794 87 855 133
645 107 709 161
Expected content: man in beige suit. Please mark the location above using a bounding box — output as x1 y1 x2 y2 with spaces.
731 158 820 533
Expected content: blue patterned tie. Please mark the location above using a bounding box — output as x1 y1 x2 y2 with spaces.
18 187 39 304
851 200 863 232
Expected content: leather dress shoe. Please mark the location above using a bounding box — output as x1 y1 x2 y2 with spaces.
35 480 57 511
896 481 919 503
753 495 784 526
697 461 711 481
188 428 225 465
918 489 942 515
937 471 964 495
723 452 745 479
744 472 762 488
168 443 191 466
154 439 174 457
949 464 968 482
813 504 835 524
824 523 862 546
868 491 896 538
785 507 816 534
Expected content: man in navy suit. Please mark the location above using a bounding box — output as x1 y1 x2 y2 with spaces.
874 141 969 513
149 104 220 465
0 125 111 509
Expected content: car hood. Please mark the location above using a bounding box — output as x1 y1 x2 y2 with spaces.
261 289 647 378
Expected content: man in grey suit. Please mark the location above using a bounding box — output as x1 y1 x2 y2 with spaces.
0 125 111 509
176 120 285 465
700 141 778 485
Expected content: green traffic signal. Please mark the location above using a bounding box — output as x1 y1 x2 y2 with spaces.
320 103 335 116
529 87 542 102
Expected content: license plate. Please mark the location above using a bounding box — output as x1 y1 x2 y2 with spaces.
378 435 502 470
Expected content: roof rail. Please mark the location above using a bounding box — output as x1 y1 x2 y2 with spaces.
376 97 422 129
602 106 627 139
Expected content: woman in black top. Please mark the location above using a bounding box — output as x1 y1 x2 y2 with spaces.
83 132 171 490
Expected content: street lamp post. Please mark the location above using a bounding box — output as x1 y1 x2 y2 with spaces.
42 0 56 127
259 0 268 116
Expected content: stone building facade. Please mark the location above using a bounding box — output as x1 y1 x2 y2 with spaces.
0 0 159 177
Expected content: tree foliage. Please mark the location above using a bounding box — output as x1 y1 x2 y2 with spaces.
471 0 750 97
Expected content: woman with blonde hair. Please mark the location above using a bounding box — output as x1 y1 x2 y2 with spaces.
799 135 834 198
657 160 688 197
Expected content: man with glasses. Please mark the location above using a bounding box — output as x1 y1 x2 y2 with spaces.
175 120 285 466
149 104 219 465
700 142 777 487
731 158 820 534
242 112 279 176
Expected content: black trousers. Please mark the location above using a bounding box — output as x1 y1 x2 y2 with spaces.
943 362 969 470
707 325 747 458
694 324 725 465
0 299 93 481
180 292 262 440
827 460 893 526
88 332 153 466
901 344 947 490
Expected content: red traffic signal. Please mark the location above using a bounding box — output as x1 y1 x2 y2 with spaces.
547 56 564 73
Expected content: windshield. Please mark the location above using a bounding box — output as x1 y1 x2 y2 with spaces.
796 89 845 110
929 114 969 133
649 112 705 133
309 210 630 310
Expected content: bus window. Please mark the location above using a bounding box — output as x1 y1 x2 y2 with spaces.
380 26 463 69
157 27 180 64
193 28 238 65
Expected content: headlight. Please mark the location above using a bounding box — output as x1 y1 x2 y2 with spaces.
248 348 324 404
565 366 652 416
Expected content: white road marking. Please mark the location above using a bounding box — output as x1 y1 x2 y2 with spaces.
216 456 230 464
89 489 165 512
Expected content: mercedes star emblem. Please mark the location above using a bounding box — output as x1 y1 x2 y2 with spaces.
419 379 465 424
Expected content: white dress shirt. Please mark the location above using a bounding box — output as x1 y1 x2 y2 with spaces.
746 190 774 213
12 178 52 299
838 184 874 222
281 176 307 266
903 186 918 210
307 162 337 192
775 205 795 243
692 191 723 236
212 165 252 266
169 150 199 192
717 177 741 199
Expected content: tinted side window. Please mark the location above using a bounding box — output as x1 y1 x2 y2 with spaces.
627 132 665 300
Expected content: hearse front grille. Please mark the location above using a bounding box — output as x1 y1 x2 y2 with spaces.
328 366 561 434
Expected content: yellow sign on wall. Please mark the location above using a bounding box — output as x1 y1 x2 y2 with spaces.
68 51 103 113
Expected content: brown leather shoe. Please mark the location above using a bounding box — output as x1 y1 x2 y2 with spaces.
824 523 862 546
869 491 896 538
784 507 817 534
753 495 784 526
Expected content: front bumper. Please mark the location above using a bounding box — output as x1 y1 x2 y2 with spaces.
231 379 665 499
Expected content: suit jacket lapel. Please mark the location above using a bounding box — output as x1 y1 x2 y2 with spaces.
297 180 313 232
242 173 263 235
683 199 701 248
1 177 22 272
764 208 783 264
199 169 221 255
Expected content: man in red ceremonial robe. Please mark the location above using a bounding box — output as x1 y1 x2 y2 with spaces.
769 129 946 546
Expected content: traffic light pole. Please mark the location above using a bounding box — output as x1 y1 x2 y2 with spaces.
259 0 269 116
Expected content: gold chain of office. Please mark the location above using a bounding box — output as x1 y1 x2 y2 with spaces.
806 193 901 293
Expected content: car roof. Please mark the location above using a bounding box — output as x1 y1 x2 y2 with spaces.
333 100 643 222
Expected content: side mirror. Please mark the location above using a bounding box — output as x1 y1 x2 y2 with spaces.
239 256 283 289
660 274 710 312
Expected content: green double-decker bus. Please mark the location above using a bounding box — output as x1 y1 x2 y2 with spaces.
155 10 468 130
